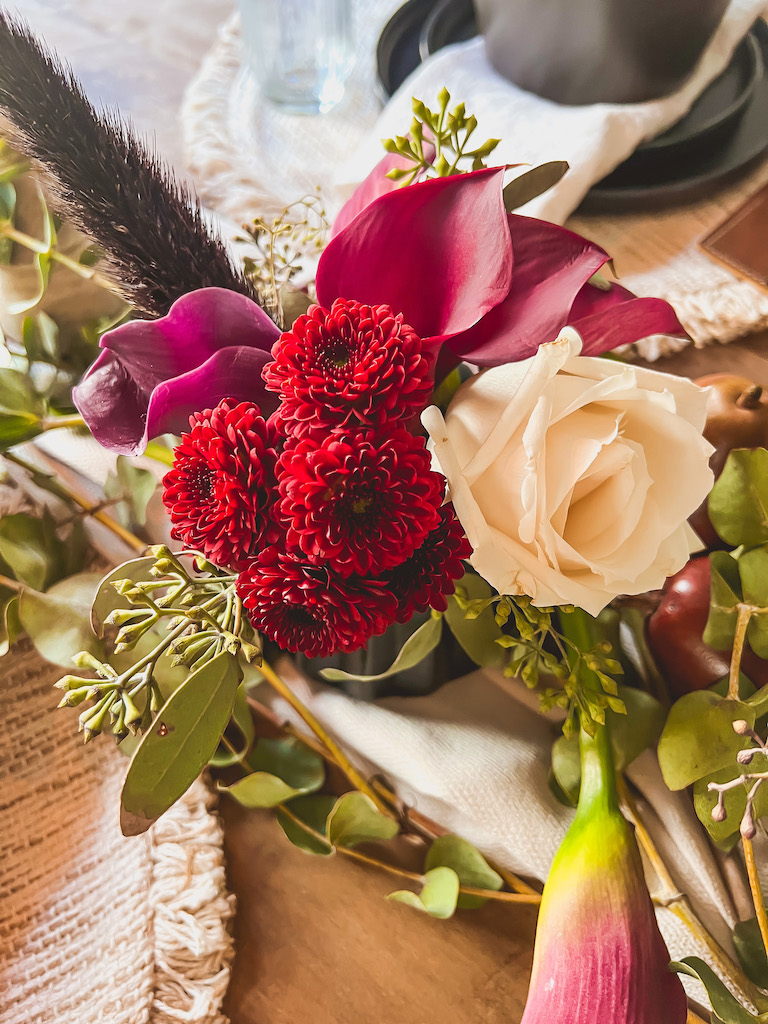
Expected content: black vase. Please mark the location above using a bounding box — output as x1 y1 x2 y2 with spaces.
473 0 730 104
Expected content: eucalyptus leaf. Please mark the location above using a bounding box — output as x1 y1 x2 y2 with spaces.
0 593 20 657
91 556 156 637
221 772 306 808
502 161 569 212
658 690 754 791
739 546 768 658
7 189 56 316
0 511 60 590
705 551 743 651
425 835 502 909
22 312 59 365
320 614 442 684
734 917 768 989
693 754 768 847
0 180 16 264
388 866 460 920
18 572 103 666
120 651 241 835
276 794 336 856
709 448 768 549
210 683 256 768
444 572 506 668
104 456 157 528
0 367 44 448
326 791 399 848
671 956 759 1024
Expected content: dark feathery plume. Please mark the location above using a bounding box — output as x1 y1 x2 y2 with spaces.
0 10 258 317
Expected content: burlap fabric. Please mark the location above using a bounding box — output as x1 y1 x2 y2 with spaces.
0 640 235 1024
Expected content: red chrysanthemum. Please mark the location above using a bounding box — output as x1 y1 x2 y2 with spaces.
384 504 473 622
263 298 434 437
163 399 278 569
277 427 444 577
237 548 397 658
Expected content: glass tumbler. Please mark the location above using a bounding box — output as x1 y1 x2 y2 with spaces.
238 0 354 114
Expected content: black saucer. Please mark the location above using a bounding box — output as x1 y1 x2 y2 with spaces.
376 0 768 211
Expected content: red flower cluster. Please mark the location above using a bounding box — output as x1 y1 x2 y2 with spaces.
163 299 472 658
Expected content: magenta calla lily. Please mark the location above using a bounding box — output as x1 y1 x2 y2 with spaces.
73 288 280 455
322 167 685 365
521 724 687 1024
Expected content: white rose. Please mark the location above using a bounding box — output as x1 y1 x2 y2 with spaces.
422 328 714 616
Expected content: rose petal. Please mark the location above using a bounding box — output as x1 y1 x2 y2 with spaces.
73 288 280 454
317 167 511 342
447 216 609 366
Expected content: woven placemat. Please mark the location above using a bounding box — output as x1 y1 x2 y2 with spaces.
182 11 768 360
0 641 235 1024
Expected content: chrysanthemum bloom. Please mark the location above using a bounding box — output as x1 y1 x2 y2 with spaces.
277 428 443 577
162 399 278 569
385 505 472 622
237 549 397 658
521 723 687 1024
264 298 433 437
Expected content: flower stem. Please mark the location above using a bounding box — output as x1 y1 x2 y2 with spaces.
728 604 753 700
276 802 541 906
40 413 86 431
3 450 146 553
258 659 393 816
743 836 768 961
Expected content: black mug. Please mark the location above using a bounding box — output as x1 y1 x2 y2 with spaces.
473 0 730 104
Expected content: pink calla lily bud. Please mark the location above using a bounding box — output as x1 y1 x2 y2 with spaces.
521 724 687 1024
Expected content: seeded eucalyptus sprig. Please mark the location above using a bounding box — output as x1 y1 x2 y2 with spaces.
382 88 501 185
55 545 260 742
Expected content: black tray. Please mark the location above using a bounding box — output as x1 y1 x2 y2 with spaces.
376 0 768 211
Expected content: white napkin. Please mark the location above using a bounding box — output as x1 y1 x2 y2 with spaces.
336 0 768 225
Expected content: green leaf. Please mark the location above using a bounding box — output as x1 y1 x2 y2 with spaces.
705 551 743 650
91 556 156 637
709 448 768 548
502 161 569 211
209 682 256 767
425 835 502 909
7 189 56 316
671 956 758 1024
277 794 336 856
320 614 442 684
0 511 59 590
658 690 754 790
552 734 581 806
219 737 325 807
0 593 21 657
326 791 399 848
444 572 506 668
104 456 157 528
388 867 460 920
694 754 768 847
739 546 768 658
22 312 60 364
120 651 241 835
0 181 16 264
0 367 44 447
734 917 768 989
18 572 103 666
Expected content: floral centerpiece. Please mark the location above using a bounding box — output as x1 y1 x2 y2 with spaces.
2 12 768 1023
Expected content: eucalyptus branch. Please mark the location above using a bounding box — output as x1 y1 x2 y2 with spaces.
276 802 541 907
743 836 768 964
3 450 146 552
0 221 123 295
